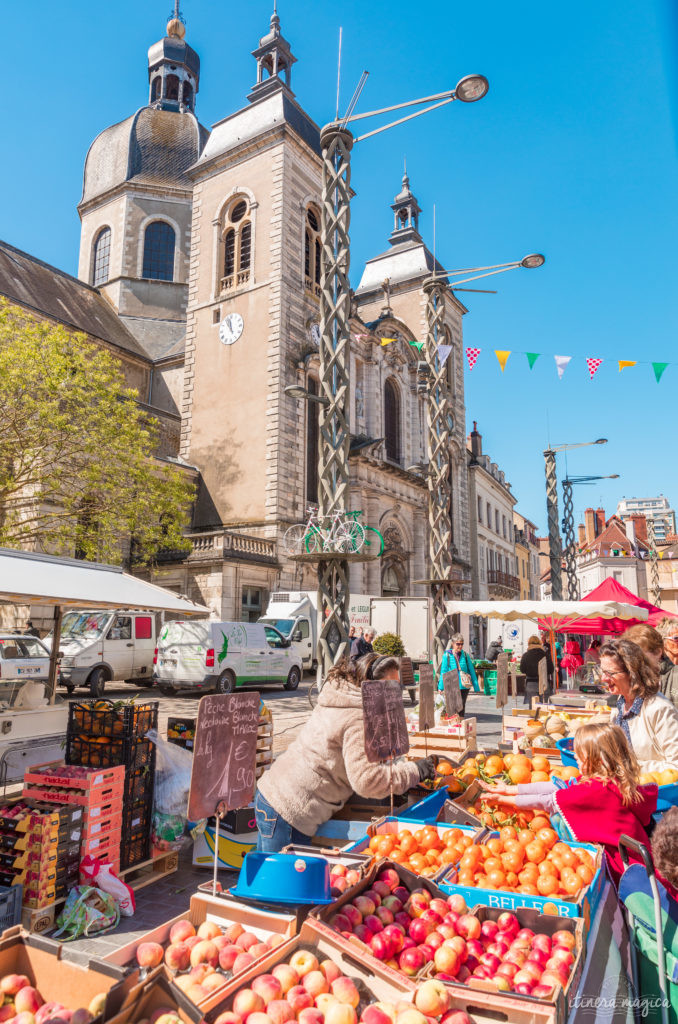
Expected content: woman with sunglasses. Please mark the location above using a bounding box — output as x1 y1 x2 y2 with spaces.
254 653 436 852
600 638 678 773
438 633 479 717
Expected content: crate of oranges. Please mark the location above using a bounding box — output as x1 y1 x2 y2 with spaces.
344 820 489 879
436 825 604 922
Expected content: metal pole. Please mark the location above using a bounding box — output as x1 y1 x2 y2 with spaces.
423 277 454 675
544 449 563 600
316 124 353 682
647 517 661 606
562 479 579 600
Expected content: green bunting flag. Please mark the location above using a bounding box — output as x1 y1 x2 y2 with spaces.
526 353 540 369
653 362 669 383
409 340 425 351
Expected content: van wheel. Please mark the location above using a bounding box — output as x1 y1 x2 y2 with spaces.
216 670 235 694
88 668 108 697
284 667 301 691
65 685 75 696
159 685 175 696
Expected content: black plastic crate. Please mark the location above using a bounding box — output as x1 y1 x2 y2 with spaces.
68 700 158 741
124 766 154 807
0 884 21 930
167 716 196 750
122 791 153 835
120 828 150 870
66 734 156 771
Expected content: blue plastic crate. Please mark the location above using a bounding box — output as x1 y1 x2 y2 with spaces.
403 787 450 822
557 736 578 767
0 884 21 933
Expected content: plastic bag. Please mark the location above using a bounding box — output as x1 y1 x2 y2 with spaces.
80 855 136 916
53 885 119 941
147 728 193 850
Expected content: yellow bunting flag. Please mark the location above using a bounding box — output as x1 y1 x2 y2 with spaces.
380 337 397 346
618 361 637 372
495 350 511 373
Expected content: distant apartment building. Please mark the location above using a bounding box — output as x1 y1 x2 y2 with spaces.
513 511 541 600
617 496 676 543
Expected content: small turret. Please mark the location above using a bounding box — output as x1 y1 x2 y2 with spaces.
147 4 200 113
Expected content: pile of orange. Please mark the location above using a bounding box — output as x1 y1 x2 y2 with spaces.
367 826 474 878
456 751 580 786
450 827 596 898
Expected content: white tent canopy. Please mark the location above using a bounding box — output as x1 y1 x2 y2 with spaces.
0 547 208 615
445 599 648 628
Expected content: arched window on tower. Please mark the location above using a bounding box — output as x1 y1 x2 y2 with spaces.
304 206 321 296
151 76 161 103
165 74 180 101
142 221 176 281
92 227 111 287
220 197 253 291
182 82 193 109
384 378 401 464
306 376 320 504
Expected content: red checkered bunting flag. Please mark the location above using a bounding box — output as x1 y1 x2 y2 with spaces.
586 357 603 380
466 347 481 371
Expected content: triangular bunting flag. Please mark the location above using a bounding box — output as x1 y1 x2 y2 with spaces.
466 347 481 370
554 355 571 379
438 344 452 366
495 350 511 373
408 339 424 350
586 357 603 380
653 362 669 383
380 337 396 346
526 353 540 369
618 360 636 372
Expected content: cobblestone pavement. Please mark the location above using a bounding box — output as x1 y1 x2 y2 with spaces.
57 680 505 965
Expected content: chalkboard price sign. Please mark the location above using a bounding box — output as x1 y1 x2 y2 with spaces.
188 692 260 821
418 664 435 732
362 679 409 764
442 672 463 717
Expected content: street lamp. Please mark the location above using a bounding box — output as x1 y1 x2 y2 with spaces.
562 474 620 599
311 73 490 682
284 384 329 406
422 253 544 673
543 439 608 599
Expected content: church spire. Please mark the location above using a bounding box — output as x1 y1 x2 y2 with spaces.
147 6 200 113
248 4 297 103
389 168 422 246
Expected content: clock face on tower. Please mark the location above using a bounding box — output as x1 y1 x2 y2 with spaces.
219 313 244 346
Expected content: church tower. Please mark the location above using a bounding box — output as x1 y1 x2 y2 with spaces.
77 11 208 359
180 8 323 544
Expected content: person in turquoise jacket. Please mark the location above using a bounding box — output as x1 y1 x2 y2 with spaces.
438 633 479 717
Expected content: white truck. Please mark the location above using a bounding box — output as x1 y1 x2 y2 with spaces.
259 591 374 670
369 596 433 663
44 609 158 696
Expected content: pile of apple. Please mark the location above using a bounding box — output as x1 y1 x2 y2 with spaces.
134 919 287 1004
329 865 363 899
428 909 577 999
0 975 106 1024
210 949 475 1024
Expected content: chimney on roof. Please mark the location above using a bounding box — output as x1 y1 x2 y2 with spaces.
630 513 648 544
469 421 482 460
585 508 596 544
596 508 606 536
578 523 586 547
625 519 637 550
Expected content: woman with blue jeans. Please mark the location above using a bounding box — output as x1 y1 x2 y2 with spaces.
438 633 479 716
254 654 436 852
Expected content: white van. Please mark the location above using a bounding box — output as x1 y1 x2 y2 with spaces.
44 609 157 696
259 591 375 670
0 635 50 683
153 620 303 695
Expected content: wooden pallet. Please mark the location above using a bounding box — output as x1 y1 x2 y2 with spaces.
119 849 179 891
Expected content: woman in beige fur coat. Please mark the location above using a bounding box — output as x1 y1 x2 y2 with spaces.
254 653 436 851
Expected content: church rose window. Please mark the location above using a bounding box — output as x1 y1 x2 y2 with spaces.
142 221 176 281
92 227 111 287
231 201 248 223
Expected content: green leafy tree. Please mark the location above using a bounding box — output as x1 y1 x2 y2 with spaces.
0 300 194 564
372 632 406 657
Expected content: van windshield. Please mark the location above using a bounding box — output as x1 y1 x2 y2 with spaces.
261 618 295 637
59 612 109 640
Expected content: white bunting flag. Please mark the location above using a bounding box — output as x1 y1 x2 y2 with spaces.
438 344 453 366
554 355 572 380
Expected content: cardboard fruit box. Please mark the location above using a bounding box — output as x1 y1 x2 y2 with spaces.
0 926 129 1019
436 838 605 927
105 967 202 1024
343 816 488 856
425 904 585 1024
201 919 558 1024
103 889 297 1010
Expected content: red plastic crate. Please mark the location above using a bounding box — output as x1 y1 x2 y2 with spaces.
23 780 124 809
81 812 122 842
81 829 120 866
23 763 125 793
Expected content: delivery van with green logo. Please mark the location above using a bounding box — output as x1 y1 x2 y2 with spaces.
153 619 302 695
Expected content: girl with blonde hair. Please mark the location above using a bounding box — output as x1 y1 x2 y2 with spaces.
481 723 657 884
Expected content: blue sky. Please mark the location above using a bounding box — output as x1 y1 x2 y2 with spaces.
3 1 676 534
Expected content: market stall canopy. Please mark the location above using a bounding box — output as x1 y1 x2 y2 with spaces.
0 547 208 614
545 577 677 635
444 599 647 632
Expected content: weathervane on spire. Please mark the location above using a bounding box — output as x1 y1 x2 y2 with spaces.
168 0 185 24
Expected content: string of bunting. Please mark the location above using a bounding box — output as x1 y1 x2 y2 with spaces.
464 347 671 382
